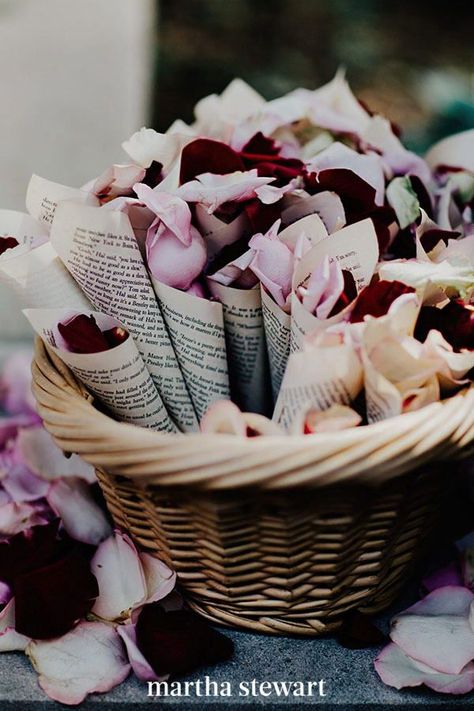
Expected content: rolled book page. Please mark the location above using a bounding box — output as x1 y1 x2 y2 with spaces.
26 174 99 229
260 286 291 403
281 191 346 233
290 218 379 352
49 201 198 432
273 340 364 431
207 280 272 415
0 209 48 248
24 308 176 432
0 242 92 311
194 203 250 259
259 214 329 402
149 278 230 422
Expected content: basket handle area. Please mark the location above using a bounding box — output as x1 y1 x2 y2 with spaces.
31 337 474 490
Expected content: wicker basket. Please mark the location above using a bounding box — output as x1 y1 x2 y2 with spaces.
32 338 474 636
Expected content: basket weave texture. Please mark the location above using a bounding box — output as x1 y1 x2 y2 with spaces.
32 338 474 636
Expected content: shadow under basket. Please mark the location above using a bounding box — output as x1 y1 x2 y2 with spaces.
32 339 474 636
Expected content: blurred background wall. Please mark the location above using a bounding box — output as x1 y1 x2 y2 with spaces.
0 0 473 344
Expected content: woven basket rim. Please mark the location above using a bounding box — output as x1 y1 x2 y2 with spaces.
31 337 474 490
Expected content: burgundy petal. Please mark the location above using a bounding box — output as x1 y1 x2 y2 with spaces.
58 315 110 354
415 300 474 352
337 610 386 649
0 237 19 256
244 198 282 235
136 604 233 677
103 327 129 349
14 545 98 639
142 161 164 189
241 132 280 156
350 280 415 323
179 139 244 185
0 521 61 584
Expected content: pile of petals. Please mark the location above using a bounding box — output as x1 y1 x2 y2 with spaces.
375 534 474 695
0 353 232 705
87 74 473 430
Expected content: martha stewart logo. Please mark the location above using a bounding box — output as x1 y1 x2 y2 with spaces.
147 676 328 699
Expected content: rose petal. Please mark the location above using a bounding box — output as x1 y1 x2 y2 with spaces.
14 543 98 639
57 314 111 354
200 400 246 436
133 185 193 245
91 532 147 621
350 280 415 323
390 586 474 675
135 605 234 677
117 624 163 682
0 598 30 652
139 553 176 605
16 427 96 483
27 621 130 705
375 642 474 695
422 562 463 593
177 170 275 214
87 164 146 201
146 222 207 291
1 458 49 503
0 502 49 537
0 351 37 416
179 138 245 185
47 478 111 545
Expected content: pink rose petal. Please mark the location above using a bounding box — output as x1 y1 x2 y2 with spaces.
133 185 193 245
0 351 37 416
390 586 474 675
0 598 30 652
139 553 176 605
91 532 147 622
27 621 130 705
177 170 275 214
16 427 96 483
146 221 207 291
46 478 111 545
0 502 49 537
375 642 474 695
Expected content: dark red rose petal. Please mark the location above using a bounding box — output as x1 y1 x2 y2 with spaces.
304 168 377 219
337 610 386 649
328 269 358 318
136 605 234 677
180 139 245 185
0 236 19 256
244 198 281 235
241 132 280 156
350 280 415 323
415 300 474 352
103 327 129 349
0 521 61 585
142 161 164 189
58 315 118 354
14 545 98 639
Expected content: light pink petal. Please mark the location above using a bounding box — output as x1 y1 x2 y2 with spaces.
293 405 362 435
375 642 474 695
0 598 30 652
248 234 294 308
117 624 163 682
0 351 37 416
91 532 146 622
422 562 463 593
2 461 49 503
146 222 207 290
139 553 176 604
177 170 274 214
133 185 192 245
89 164 146 200
27 621 130 705
200 400 246 435
122 127 194 171
46 478 111 545
0 416 40 448
16 427 96 483
242 413 283 436
390 586 474 675
0 582 11 605
254 178 300 205
300 255 345 319
0 501 49 537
